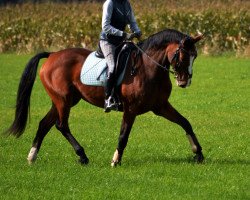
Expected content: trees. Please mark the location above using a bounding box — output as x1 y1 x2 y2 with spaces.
0 0 104 6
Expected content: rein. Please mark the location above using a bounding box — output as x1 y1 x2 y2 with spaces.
133 42 175 75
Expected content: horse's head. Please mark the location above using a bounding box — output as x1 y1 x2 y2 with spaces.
167 34 203 88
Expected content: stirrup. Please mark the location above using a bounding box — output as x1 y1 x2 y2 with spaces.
104 96 118 113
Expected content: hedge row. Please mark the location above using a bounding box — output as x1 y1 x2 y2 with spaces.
0 1 249 55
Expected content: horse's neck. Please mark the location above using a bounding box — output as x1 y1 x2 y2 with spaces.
140 49 170 79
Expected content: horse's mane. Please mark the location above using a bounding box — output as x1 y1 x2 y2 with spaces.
139 29 188 51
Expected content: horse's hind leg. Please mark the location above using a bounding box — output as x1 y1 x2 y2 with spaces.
153 102 204 163
56 122 89 164
27 104 57 164
55 101 89 165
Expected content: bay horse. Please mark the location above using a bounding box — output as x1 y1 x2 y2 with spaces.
6 29 204 166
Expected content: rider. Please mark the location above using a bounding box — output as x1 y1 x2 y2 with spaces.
100 0 141 112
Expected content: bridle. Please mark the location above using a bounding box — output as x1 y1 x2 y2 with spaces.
133 41 194 78
170 45 195 79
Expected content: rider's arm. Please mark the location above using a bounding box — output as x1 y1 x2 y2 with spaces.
102 0 124 37
127 3 141 34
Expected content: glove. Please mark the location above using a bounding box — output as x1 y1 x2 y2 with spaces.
123 32 136 40
134 31 142 39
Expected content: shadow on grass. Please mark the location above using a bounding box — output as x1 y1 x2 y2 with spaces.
125 155 250 166
202 157 250 165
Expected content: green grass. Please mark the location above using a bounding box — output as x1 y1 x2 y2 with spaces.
0 54 249 199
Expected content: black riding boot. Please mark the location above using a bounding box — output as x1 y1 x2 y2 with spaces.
104 72 117 112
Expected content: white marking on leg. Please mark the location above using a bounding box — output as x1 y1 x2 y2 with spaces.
27 147 38 164
187 135 197 153
111 149 119 167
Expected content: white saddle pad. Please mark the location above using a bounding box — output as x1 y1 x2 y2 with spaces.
80 51 126 87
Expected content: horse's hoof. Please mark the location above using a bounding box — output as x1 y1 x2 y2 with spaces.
194 153 204 163
79 157 89 165
27 158 36 165
27 147 38 165
111 160 121 167
104 107 111 113
27 155 37 165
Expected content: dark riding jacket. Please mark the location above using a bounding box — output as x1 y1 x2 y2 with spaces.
100 0 140 45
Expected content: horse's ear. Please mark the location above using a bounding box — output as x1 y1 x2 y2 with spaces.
193 34 204 43
181 36 193 47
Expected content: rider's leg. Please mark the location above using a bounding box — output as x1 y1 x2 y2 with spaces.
100 40 117 112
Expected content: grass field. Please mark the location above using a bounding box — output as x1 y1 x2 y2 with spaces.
0 53 249 199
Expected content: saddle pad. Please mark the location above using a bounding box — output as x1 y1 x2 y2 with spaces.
80 51 126 87
80 52 108 86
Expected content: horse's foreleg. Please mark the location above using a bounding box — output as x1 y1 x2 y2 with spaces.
111 112 136 167
27 105 57 164
153 102 204 163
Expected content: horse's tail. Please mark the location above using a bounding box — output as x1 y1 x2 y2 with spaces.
6 52 51 138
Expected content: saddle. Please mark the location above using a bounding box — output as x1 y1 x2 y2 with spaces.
80 42 136 110
95 41 134 80
95 42 105 59
81 41 136 85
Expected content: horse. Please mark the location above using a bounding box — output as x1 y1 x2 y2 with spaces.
6 28 204 166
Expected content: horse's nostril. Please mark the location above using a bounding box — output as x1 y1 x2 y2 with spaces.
177 80 187 88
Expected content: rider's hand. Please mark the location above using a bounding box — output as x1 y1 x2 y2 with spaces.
123 32 136 40
134 31 142 39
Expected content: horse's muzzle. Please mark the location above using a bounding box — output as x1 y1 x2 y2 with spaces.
176 75 192 88
177 80 188 88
